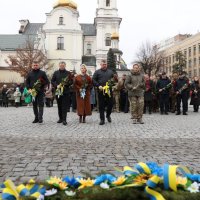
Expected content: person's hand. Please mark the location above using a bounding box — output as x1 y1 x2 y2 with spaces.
176 91 179 95
99 86 103 90
159 89 163 92
79 88 82 92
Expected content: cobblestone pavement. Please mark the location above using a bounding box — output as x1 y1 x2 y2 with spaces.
0 106 200 183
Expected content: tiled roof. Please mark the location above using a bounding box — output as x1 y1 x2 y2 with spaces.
80 23 96 36
0 35 35 50
22 23 44 35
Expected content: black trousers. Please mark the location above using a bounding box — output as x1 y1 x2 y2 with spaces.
194 105 199 112
176 93 188 113
56 94 70 122
98 92 113 121
120 90 129 113
32 93 44 120
159 94 169 113
144 100 152 113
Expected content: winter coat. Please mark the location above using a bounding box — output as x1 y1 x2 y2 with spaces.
124 71 145 97
74 74 93 116
26 69 49 93
14 91 21 103
51 69 73 95
175 77 189 95
156 78 171 95
144 80 155 101
190 81 200 106
2 88 9 103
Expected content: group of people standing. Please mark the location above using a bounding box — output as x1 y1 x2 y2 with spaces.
24 59 200 125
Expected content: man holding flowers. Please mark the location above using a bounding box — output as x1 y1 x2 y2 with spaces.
92 59 114 125
51 61 73 125
26 60 49 123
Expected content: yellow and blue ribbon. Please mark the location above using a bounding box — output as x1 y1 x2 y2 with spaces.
1 180 45 200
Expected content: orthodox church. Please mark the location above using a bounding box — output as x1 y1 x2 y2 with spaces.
0 0 125 83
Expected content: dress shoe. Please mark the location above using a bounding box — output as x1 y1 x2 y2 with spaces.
63 121 67 125
32 119 39 123
107 116 112 123
176 112 181 115
183 112 188 115
57 119 62 123
38 119 43 124
99 120 105 125
165 112 168 115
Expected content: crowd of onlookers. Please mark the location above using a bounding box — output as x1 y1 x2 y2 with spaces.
0 71 200 114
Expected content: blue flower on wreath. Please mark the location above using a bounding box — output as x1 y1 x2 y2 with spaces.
62 176 80 188
146 162 163 177
186 174 200 182
94 174 117 185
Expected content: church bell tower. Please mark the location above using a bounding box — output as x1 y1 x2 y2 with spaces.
95 0 122 67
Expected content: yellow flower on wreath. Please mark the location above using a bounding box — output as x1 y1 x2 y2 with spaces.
78 178 95 189
113 176 126 186
176 176 187 186
47 176 68 190
134 174 153 185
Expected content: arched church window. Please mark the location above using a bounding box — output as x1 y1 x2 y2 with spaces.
106 0 110 7
86 43 92 54
105 37 111 46
59 17 64 25
57 37 64 50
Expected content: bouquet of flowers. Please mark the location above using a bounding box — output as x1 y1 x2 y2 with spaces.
55 75 73 98
80 79 89 99
178 83 188 94
29 78 44 101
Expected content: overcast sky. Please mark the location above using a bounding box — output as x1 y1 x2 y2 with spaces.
0 0 200 67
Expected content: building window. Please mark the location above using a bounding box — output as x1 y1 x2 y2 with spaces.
184 49 187 57
188 60 192 68
169 56 171 64
193 45 196 56
189 47 191 57
169 66 171 73
86 43 92 54
59 17 64 25
199 68 200 76
172 54 175 63
106 0 110 7
188 71 192 78
57 37 64 50
194 58 196 67
194 69 197 76
199 57 200 65
105 37 111 46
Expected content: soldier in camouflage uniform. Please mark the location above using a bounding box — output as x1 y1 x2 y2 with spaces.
125 64 145 124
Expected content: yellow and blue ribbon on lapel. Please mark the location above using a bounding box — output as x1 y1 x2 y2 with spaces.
1 179 46 200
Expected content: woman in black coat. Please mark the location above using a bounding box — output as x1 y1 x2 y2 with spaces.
190 76 200 112
144 75 155 114
1 85 9 107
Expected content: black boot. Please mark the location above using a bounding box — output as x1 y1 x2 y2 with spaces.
32 118 39 123
83 116 86 123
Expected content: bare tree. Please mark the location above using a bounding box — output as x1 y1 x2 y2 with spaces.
5 38 51 80
134 41 164 76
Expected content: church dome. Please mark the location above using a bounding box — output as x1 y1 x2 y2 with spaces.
111 32 119 40
53 0 77 10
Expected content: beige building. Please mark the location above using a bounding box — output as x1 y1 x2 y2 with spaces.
161 33 200 78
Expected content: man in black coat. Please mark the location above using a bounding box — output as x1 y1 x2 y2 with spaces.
26 61 49 123
93 59 114 125
175 72 189 115
156 72 171 115
51 61 73 125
